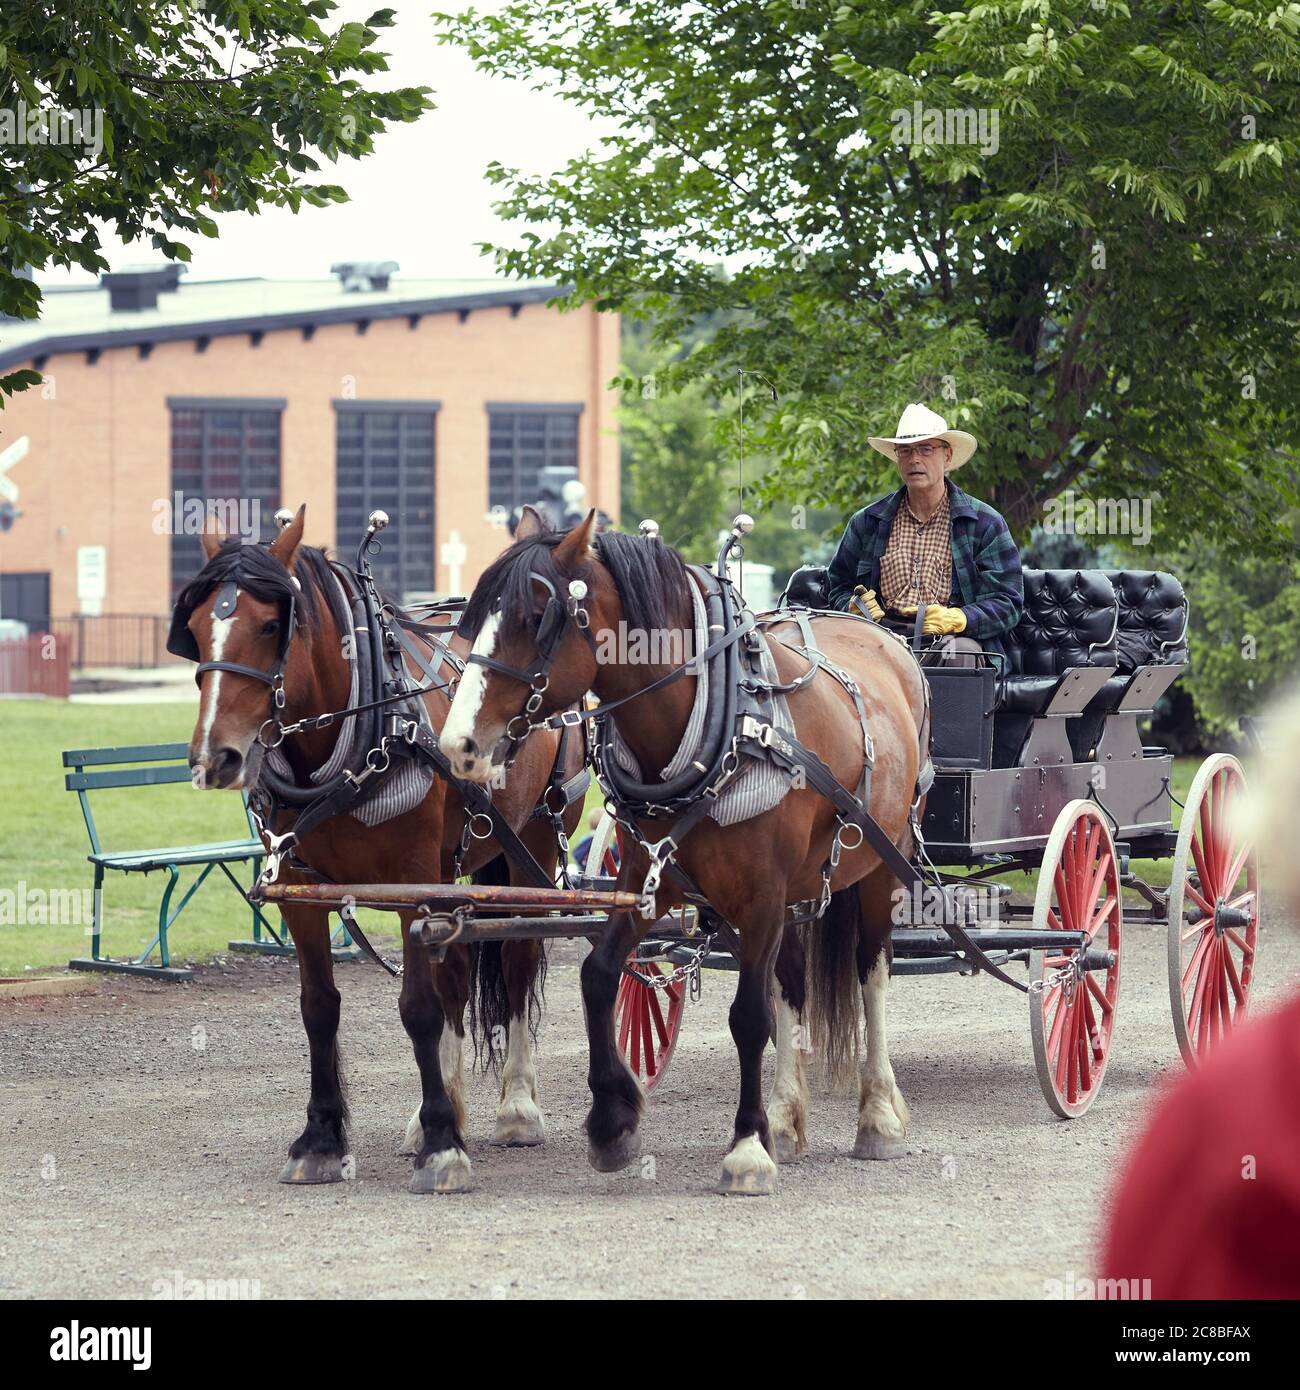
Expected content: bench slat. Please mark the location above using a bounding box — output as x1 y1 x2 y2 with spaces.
62 743 190 768
91 839 265 870
66 764 195 791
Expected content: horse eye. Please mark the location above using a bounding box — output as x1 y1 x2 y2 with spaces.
261 619 280 636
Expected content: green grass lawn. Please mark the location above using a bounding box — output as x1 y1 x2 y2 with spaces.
0 701 278 975
0 697 1204 975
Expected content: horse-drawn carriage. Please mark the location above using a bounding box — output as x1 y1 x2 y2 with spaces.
173 505 1260 1193
588 557 1257 1117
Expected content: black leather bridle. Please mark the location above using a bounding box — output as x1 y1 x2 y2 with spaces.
167 577 299 746
464 572 597 765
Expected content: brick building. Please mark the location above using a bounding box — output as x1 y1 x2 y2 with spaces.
0 264 619 656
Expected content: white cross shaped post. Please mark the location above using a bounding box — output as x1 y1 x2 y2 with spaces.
440 529 468 594
0 435 30 503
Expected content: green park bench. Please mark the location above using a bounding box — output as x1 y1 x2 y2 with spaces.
61 742 351 981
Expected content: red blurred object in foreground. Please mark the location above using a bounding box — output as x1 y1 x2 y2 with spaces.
1101 993 1300 1299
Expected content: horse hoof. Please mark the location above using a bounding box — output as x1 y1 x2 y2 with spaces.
853 1132 907 1161
717 1134 778 1195
588 1129 640 1173
409 1148 473 1194
491 1118 545 1147
772 1132 803 1165
279 1154 344 1185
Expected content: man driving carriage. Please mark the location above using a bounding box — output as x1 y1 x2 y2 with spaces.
825 403 1024 666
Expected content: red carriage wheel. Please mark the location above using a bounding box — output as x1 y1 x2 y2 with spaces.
1029 800 1123 1119
615 958 685 1090
1167 754 1259 1067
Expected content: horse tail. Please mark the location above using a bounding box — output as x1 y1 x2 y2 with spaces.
806 885 863 1091
466 853 548 1073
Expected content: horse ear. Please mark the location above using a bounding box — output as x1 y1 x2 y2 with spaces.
200 515 226 560
514 504 546 542
269 504 306 570
552 509 596 572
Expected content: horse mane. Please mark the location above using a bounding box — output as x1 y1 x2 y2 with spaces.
460 526 694 642
174 540 349 641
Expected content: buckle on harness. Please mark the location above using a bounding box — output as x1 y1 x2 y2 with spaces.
556 708 585 728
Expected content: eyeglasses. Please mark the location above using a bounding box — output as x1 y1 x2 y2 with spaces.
895 443 948 460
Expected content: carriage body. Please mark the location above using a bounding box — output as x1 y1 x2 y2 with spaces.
601 564 1258 1114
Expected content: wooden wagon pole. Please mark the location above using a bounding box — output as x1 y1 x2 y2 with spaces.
253 881 639 914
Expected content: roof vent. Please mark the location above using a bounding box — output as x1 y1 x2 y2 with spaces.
101 264 185 312
331 260 399 293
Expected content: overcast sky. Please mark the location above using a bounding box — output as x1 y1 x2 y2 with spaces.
40 2 607 286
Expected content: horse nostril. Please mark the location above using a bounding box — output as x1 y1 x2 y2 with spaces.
210 747 243 785
457 737 478 758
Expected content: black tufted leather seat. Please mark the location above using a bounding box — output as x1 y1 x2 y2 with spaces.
1068 570 1189 759
781 565 830 609
999 569 1118 714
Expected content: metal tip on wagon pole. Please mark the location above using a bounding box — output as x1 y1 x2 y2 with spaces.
366 509 390 534
273 507 294 530
638 518 661 539
732 513 755 536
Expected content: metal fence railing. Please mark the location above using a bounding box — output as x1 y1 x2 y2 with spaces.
48 615 172 671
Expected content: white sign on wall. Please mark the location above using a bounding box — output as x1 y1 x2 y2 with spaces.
0 435 30 502
77 545 107 617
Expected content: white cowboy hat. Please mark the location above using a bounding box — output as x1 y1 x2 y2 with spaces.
868 402 977 471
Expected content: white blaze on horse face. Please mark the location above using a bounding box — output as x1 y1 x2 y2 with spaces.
442 610 501 773
197 593 239 762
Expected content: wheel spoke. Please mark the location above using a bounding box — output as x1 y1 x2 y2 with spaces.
1222 945 1245 1011
1185 879 1216 921
1223 840 1252 895
641 989 655 1078
1087 890 1118 941
646 974 669 1049
1054 863 1073 934
1086 971 1114 1015
1224 926 1255 958
1191 830 1215 903
1181 927 1214 995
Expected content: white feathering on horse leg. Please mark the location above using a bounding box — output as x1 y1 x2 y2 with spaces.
491 1015 545 1146
768 991 809 1162
854 953 909 1160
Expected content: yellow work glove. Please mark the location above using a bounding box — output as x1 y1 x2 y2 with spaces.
900 603 967 636
851 585 885 621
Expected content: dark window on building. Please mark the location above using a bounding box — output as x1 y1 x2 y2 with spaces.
168 401 283 597
487 405 583 511
334 404 436 599
0 572 50 631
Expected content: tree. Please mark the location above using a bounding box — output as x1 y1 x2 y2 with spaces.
0 1 431 400
1177 539 1300 739
619 322 839 575
437 0 1300 548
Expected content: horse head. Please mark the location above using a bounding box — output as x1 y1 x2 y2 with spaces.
169 504 324 790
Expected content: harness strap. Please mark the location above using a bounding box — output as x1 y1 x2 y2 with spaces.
737 721 1028 993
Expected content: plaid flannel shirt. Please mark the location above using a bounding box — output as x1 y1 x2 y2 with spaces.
826 479 1024 661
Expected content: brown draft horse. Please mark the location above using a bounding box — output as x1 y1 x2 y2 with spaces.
442 509 929 1194
176 506 582 1193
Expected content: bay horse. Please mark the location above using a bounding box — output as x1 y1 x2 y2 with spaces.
441 509 930 1194
174 506 583 1193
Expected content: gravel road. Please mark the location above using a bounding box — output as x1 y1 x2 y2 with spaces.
3 908 1297 1301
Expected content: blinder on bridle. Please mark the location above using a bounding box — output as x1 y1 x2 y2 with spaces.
167 577 299 740
464 571 595 763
